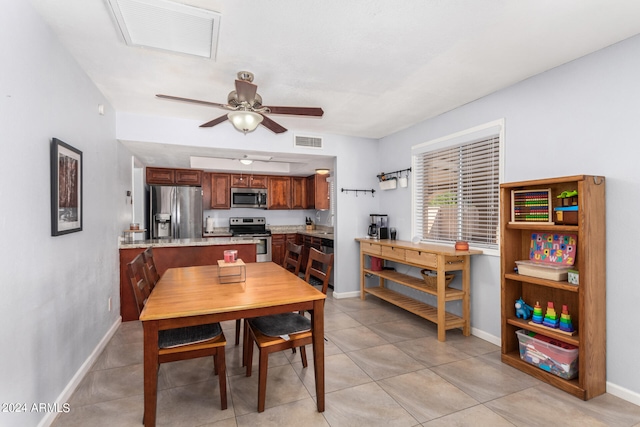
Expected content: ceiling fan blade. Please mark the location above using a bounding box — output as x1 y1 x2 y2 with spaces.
264 106 324 117
235 80 258 104
260 115 287 134
156 94 228 109
199 114 229 128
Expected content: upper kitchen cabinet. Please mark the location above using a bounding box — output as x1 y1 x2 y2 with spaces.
291 177 308 209
231 174 268 189
210 173 231 209
146 167 202 186
307 174 330 210
268 176 292 209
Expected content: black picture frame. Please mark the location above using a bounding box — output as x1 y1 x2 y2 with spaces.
51 138 83 236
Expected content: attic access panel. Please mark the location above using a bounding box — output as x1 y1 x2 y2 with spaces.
107 0 221 59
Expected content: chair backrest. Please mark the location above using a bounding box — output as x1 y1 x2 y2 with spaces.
142 247 161 290
127 253 152 315
304 247 334 294
282 241 303 276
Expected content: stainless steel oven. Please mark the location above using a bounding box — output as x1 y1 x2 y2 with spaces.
229 217 272 262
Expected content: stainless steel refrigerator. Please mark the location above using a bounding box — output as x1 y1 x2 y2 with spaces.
149 185 203 239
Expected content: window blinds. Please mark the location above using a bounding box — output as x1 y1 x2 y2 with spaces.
413 135 500 249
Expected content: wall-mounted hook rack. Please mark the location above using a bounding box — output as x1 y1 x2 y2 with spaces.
377 167 411 182
341 188 375 197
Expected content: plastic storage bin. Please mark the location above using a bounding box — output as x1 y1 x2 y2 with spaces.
515 260 572 281
516 329 578 379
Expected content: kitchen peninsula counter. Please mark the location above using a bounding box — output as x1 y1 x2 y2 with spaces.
119 237 257 321
119 236 258 249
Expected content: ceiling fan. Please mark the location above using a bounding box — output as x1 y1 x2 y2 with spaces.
156 71 324 134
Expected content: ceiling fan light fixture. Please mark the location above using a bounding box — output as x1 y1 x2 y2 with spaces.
228 111 263 134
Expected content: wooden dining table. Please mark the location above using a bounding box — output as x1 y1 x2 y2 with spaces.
139 261 327 427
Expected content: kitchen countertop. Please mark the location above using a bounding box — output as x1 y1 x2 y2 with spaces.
202 225 334 240
119 237 259 249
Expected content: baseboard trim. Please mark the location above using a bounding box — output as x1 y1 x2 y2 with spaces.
38 317 121 427
331 290 361 299
607 381 640 406
471 326 501 346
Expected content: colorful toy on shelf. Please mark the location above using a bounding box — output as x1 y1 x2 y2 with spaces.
559 305 575 333
557 189 578 207
531 301 544 324
542 302 560 329
515 297 533 320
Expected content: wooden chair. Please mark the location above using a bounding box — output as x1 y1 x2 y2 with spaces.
243 247 333 412
282 241 303 276
127 254 228 413
141 247 161 290
236 242 303 348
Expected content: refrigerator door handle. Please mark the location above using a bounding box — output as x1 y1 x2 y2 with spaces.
174 187 180 239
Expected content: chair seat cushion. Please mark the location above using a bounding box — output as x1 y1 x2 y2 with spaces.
159 323 222 349
249 313 311 337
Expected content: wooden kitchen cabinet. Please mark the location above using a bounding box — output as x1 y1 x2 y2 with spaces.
231 174 268 188
175 169 202 185
210 173 231 209
291 176 308 209
146 167 174 185
500 175 606 400
271 234 286 266
268 176 291 209
146 167 202 186
307 173 330 210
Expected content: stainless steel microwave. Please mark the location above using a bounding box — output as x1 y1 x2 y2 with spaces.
231 188 268 208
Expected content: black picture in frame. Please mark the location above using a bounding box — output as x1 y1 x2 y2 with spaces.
51 138 83 236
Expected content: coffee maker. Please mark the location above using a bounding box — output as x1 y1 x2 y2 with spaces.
368 214 389 239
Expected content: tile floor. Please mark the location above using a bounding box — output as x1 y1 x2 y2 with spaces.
52 290 640 427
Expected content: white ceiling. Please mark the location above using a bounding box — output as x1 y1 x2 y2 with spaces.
29 0 640 172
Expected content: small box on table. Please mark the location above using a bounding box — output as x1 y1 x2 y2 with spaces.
217 259 246 283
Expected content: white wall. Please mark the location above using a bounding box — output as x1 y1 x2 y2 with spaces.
379 34 640 402
0 3 130 426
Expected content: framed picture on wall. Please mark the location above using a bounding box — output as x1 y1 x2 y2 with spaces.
51 138 83 236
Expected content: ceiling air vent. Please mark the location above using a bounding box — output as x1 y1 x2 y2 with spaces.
294 135 323 149
107 0 221 59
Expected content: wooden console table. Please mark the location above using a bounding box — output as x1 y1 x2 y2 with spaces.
356 238 482 341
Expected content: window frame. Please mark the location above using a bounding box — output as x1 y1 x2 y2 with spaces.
411 119 505 256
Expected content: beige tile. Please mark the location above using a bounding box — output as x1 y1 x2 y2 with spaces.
486 384 640 426
51 394 144 427
292 353 373 397
157 357 220 389
69 364 143 407
228 364 311 416
421 404 515 427
344 306 408 325
329 295 387 312
395 336 472 367
367 318 437 343
323 311 362 332
323 382 418 427
379 369 479 422
91 340 142 371
325 325 389 352
235 398 329 427
347 344 425 380
443 333 500 357
430 357 538 403
155 379 234 426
